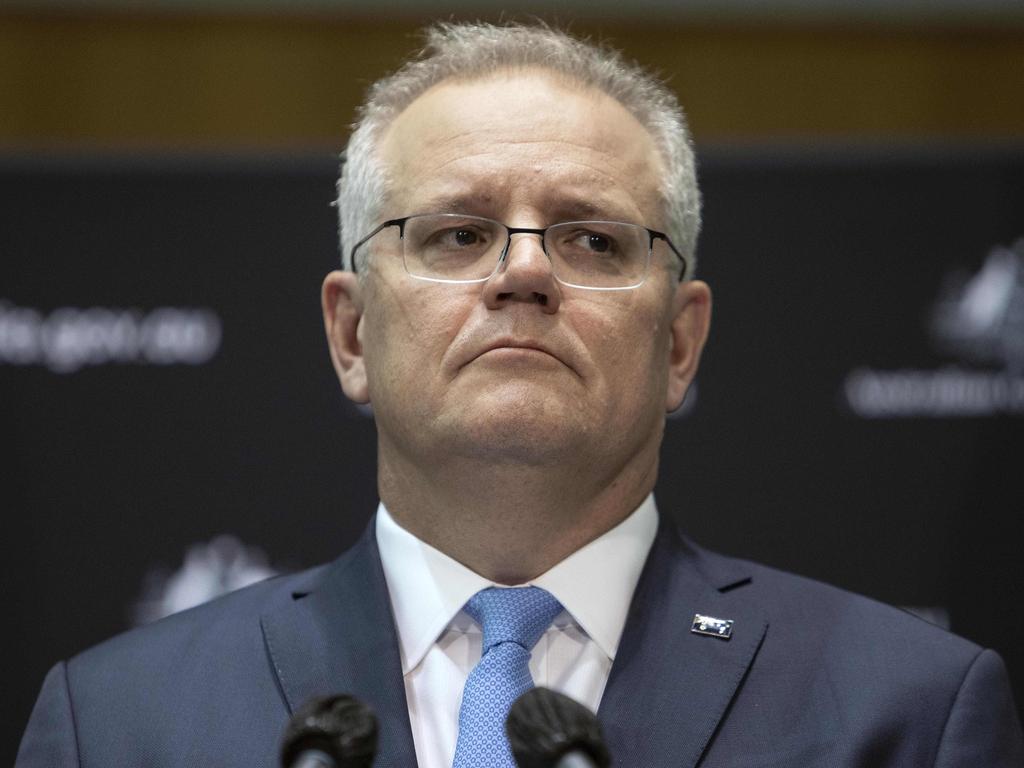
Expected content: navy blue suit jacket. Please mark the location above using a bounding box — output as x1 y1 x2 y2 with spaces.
17 516 1024 766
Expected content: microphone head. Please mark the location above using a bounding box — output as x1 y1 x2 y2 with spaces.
280 694 378 768
506 687 611 768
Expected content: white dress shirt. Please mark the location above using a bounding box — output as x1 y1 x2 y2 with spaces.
375 495 659 768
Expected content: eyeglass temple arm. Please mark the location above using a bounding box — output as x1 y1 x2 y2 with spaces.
348 218 408 272
649 230 688 282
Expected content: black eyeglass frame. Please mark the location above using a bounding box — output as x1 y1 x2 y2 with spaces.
349 214 689 288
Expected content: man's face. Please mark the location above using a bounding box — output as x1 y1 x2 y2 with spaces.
326 70 709 474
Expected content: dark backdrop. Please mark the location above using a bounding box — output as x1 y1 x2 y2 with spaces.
3 147 1022 762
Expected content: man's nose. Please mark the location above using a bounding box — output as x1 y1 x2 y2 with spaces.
481 232 562 313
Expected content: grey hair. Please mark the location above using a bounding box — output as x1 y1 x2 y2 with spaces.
336 21 701 279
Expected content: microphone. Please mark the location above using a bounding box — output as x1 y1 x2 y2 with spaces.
506 687 611 768
280 694 378 768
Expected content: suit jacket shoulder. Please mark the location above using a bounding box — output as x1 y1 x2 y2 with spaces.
17 564 330 768
600 522 1024 767
16 521 419 768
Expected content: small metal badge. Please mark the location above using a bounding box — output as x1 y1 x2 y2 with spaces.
691 613 734 640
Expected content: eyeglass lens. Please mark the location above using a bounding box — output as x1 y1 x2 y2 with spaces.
399 214 650 288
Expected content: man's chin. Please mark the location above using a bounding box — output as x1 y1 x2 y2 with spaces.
440 404 592 467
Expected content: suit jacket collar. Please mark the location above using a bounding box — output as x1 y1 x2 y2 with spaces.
597 516 768 767
261 514 766 768
260 522 418 768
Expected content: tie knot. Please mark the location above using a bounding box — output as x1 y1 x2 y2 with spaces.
464 587 563 653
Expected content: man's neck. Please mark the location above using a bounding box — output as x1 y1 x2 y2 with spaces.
375 438 660 584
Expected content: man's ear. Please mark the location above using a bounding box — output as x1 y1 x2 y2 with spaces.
665 279 712 412
322 270 370 404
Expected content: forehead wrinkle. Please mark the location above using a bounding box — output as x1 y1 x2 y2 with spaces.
416 192 502 215
426 136 646 181
414 155 654 219
410 176 650 227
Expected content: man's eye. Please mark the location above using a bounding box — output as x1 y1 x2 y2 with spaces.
568 231 617 255
430 227 485 248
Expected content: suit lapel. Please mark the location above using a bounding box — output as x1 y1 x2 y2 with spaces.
260 522 417 768
598 519 768 767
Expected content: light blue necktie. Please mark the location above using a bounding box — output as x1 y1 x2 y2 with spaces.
451 586 564 768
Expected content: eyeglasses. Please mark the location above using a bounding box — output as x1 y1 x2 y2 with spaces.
350 213 688 290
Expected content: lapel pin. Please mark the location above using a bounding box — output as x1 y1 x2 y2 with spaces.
691 613 734 640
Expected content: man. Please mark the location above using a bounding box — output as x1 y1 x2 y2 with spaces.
17 22 1024 768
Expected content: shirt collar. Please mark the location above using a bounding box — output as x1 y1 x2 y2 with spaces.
376 495 659 675
531 494 658 660
376 505 491 674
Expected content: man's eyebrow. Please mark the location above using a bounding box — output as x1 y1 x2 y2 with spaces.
412 193 637 223
549 196 647 225
415 193 494 214
550 198 602 220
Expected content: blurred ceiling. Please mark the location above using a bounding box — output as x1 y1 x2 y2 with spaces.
4 0 1024 23
1 3 1022 149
